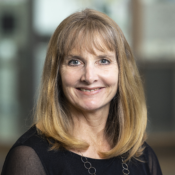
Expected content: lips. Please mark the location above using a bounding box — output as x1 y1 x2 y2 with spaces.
76 87 104 94
78 88 101 92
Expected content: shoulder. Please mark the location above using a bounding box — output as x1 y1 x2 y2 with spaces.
12 125 46 149
1 145 47 175
142 142 163 175
11 126 50 161
14 125 65 162
143 142 158 161
3 126 66 175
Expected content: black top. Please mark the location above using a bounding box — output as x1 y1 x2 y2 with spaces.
1 126 162 175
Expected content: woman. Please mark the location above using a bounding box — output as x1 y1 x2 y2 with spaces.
1 9 162 175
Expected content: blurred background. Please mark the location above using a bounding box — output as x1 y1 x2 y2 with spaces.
0 0 175 174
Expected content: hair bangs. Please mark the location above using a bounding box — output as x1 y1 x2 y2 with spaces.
63 20 116 56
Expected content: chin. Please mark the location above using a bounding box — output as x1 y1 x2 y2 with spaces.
77 102 107 113
80 107 100 113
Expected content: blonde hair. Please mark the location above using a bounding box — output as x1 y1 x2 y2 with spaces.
34 9 147 161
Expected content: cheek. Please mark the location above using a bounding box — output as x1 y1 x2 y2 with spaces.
60 67 80 88
100 68 119 88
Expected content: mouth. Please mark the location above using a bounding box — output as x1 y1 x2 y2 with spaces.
75 87 104 95
77 88 103 92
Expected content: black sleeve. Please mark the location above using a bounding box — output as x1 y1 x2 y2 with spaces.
1 146 47 175
144 143 163 175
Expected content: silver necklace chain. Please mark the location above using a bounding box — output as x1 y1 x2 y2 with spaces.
121 156 130 175
81 155 96 175
80 154 130 175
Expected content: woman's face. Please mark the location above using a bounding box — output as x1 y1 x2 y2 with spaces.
60 46 119 113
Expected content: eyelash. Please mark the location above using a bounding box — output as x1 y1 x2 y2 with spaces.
68 58 110 66
99 59 110 64
68 60 81 66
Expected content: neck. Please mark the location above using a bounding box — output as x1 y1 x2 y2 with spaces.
70 106 111 158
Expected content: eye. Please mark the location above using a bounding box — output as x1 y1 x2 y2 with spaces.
68 59 81 66
99 59 110 65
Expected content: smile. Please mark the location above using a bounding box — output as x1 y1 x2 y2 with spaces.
79 88 101 92
76 87 104 95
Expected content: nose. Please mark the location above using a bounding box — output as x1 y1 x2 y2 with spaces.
80 63 98 84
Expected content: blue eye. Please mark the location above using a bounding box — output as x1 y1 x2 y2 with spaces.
100 59 110 64
68 60 81 66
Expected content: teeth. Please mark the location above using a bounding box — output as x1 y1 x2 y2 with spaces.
80 88 100 92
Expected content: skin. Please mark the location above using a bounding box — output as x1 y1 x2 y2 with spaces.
60 46 119 158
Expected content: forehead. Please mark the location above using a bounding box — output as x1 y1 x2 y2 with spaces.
68 45 116 59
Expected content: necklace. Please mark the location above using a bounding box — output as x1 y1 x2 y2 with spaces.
80 154 130 175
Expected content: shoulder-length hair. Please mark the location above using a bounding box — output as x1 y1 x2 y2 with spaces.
34 8 147 161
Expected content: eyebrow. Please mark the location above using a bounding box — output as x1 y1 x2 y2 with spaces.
66 55 83 59
97 54 115 59
66 54 115 59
